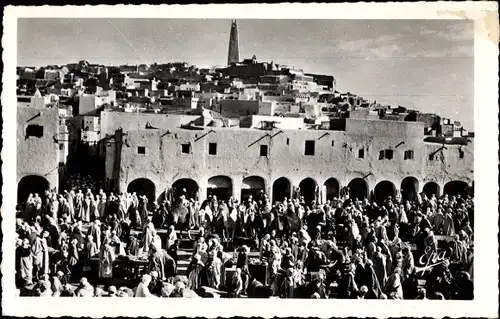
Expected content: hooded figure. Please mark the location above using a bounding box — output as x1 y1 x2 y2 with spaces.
149 245 177 281
88 220 102 250
200 250 222 289
229 268 244 298
385 267 403 299
135 274 155 297
372 247 388 288
98 241 116 279
166 225 178 249
142 218 156 254
76 277 94 297
83 235 98 272
187 255 204 291
451 235 468 263
363 259 383 299
442 209 456 236
51 274 64 296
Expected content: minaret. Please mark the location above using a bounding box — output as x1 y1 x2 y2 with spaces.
227 20 240 66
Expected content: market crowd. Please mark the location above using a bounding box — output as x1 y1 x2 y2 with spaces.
15 179 474 299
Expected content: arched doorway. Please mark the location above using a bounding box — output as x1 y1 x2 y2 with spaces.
127 178 156 204
401 177 419 202
347 178 368 201
17 175 50 205
272 177 292 203
444 180 469 197
172 178 199 201
323 178 340 201
423 182 440 199
374 180 397 205
207 175 233 202
299 178 318 204
241 176 265 202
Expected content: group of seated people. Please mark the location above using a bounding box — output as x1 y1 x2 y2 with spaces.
15 181 474 299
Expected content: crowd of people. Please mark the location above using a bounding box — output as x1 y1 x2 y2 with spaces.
15 179 474 299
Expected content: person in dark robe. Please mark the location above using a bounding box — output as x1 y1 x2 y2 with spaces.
402 267 419 299
152 203 165 229
148 271 164 296
199 251 222 289
167 239 180 268
67 238 80 282
338 263 358 299
354 257 366 288
305 245 328 273
363 259 382 299
149 245 177 281
304 272 328 299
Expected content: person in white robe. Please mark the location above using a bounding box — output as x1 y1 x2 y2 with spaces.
135 274 156 297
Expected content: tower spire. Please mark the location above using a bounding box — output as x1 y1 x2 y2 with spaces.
227 20 240 66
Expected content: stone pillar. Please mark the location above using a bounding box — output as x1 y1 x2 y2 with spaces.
198 179 208 201
265 179 272 199
232 176 243 202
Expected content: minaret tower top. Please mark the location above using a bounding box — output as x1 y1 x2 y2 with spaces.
227 20 240 66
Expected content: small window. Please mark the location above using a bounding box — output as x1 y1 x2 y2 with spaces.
137 146 146 154
59 143 64 150
181 143 191 154
458 149 464 159
385 149 394 160
260 145 268 157
286 138 290 146
358 149 364 159
379 150 385 160
429 154 434 161
208 143 217 155
331 140 335 147
404 150 414 160
305 140 315 156
26 124 44 138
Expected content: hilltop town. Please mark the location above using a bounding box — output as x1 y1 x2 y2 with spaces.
16 47 474 203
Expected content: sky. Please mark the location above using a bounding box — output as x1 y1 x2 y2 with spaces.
18 19 474 130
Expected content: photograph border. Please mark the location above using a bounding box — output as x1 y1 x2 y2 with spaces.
2 3 499 318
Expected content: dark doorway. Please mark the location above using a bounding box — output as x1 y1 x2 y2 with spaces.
127 178 156 204
241 176 265 202
207 175 232 202
401 177 419 202
443 180 469 197
348 178 368 200
272 177 291 203
172 178 199 201
299 178 317 204
17 175 50 205
324 178 340 201
374 181 397 205
423 182 441 199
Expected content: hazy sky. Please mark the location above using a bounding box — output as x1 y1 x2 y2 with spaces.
18 19 474 130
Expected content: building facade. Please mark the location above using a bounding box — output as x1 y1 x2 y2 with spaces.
104 117 473 205
17 106 61 203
